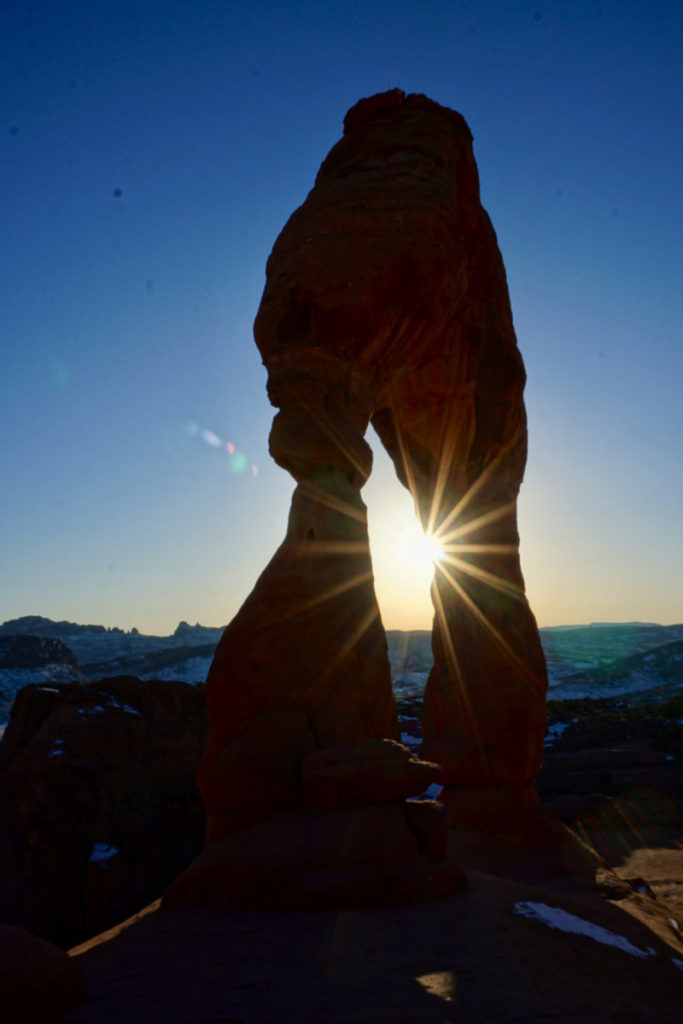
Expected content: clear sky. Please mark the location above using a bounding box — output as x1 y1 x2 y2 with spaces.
2 0 681 635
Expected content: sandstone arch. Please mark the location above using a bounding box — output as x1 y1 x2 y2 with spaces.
165 90 547 909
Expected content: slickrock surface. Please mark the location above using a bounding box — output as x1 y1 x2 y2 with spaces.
67 832 683 1024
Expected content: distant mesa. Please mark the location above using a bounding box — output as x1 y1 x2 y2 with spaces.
173 620 214 636
0 616 117 637
0 635 77 671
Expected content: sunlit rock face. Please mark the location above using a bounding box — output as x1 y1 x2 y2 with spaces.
173 89 547 908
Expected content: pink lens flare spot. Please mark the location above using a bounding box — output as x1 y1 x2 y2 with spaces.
226 442 235 454
251 465 259 476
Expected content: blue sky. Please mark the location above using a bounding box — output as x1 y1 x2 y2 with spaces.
2 0 681 633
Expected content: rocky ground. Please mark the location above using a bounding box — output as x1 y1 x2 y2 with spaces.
2 683 682 1020
64 821 683 1023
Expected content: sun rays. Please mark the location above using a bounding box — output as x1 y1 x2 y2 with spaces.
268 395 541 706
367 414 546 700
411 528 446 566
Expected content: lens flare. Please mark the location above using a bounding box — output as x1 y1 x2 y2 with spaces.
187 421 259 478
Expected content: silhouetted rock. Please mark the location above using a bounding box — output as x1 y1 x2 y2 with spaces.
175 89 550 909
0 616 107 637
0 635 78 671
0 677 206 947
300 738 443 808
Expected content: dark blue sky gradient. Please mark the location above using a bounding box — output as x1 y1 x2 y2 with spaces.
2 1 681 631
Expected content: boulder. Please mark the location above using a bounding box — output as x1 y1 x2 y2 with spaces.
301 738 443 808
164 803 464 910
0 925 87 1023
0 677 206 947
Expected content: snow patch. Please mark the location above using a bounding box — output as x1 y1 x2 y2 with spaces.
139 655 211 684
544 720 577 747
400 731 421 750
77 698 142 718
89 842 119 864
672 957 683 971
422 783 442 800
513 902 656 959
549 669 665 701
121 703 142 716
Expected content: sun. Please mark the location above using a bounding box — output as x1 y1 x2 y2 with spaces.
380 511 446 580
366 495 446 628
411 529 445 566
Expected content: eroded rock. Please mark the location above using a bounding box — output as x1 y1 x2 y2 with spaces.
301 738 443 808
0 677 206 947
180 88 548 908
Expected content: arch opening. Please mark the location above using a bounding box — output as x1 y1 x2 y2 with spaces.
363 425 436 724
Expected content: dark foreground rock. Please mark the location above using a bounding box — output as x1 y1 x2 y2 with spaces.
65 847 683 1024
0 925 87 1024
538 697 683 845
0 677 206 948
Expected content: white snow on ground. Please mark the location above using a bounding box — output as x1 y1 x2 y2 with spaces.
422 783 442 799
400 731 421 750
392 672 428 697
513 902 656 959
550 670 664 701
544 720 577 747
89 843 119 863
139 656 211 684
0 667 77 688
672 958 683 971
77 697 143 717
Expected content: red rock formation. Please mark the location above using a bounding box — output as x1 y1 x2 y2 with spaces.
0 678 206 947
174 89 547 908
